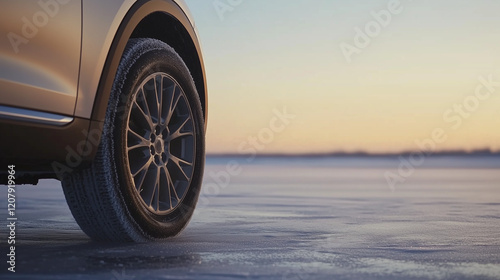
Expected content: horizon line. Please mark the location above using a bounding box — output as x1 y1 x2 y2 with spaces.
207 149 500 158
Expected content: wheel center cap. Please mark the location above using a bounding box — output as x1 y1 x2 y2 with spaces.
154 139 164 154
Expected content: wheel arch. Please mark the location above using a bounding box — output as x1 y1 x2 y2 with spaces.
90 0 207 127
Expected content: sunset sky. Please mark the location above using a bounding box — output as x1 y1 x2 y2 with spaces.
185 0 500 154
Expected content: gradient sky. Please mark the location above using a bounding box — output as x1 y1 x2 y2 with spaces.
185 0 500 154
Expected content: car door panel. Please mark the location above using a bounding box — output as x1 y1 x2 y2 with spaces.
0 0 81 116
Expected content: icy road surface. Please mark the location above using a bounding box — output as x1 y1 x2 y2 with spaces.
1 156 500 279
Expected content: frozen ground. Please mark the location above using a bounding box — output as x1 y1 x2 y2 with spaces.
1 156 500 279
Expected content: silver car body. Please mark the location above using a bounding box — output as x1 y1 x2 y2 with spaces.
1 0 203 119
0 0 207 180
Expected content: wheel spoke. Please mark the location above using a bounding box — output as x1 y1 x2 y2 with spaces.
131 100 154 131
143 81 160 125
160 77 174 125
127 142 149 152
134 167 148 192
170 154 192 180
163 166 180 210
168 115 193 141
127 126 148 143
154 74 162 122
139 89 152 119
160 166 171 210
171 154 193 167
166 88 181 125
127 127 150 152
170 130 194 141
132 157 153 178
155 166 161 211
147 166 160 209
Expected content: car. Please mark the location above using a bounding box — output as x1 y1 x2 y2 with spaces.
0 0 207 242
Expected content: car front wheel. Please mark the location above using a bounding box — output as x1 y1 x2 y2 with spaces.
62 38 205 242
